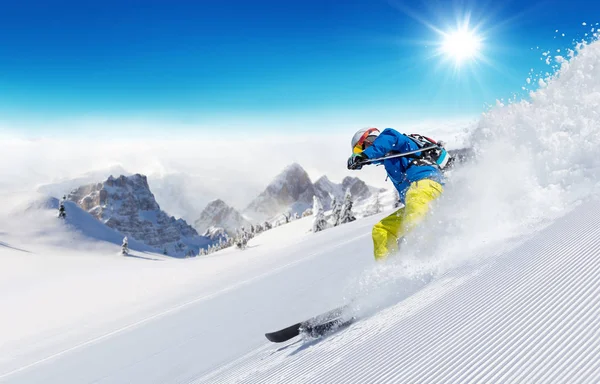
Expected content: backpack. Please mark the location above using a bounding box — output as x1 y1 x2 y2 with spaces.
404 133 452 170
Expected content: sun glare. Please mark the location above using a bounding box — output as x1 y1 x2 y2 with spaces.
440 27 482 64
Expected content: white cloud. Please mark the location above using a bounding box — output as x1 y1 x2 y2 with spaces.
0 116 476 218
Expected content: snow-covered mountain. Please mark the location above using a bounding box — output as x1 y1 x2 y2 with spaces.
67 174 211 256
244 163 317 221
193 199 251 235
314 175 375 209
201 226 230 244
244 163 376 221
341 176 373 200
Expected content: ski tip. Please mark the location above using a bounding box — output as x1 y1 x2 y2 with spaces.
264 333 284 343
265 322 302 343
264 331 296 343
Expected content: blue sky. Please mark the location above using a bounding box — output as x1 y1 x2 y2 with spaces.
0 0 597 134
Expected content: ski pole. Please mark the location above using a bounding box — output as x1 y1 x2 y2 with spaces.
360 145 439 164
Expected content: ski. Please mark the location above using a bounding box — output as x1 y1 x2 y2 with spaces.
265 321 303 343
300 316 355 339
265 305 353 343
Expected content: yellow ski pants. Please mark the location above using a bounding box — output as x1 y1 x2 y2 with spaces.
372 179 443 261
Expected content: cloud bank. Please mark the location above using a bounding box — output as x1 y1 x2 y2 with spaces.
0 116 476 220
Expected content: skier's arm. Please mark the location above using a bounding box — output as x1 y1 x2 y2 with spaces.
362 128 413 160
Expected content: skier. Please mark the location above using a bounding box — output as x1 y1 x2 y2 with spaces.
347 127 446 261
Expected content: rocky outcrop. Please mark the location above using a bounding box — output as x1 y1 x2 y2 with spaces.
341 177 371 201
194 199 251 236
68 174 207 256
244 163 317 221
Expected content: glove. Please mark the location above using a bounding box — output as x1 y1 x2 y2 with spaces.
347 153 367 170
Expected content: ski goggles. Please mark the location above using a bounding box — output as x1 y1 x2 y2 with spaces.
353 128 379 154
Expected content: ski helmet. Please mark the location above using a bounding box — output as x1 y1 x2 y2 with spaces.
351 127 380 154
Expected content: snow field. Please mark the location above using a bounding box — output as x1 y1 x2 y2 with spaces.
195 198 600 384
0 204 388 383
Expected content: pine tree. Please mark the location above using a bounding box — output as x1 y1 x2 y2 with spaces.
58 195 67 219
312 195 328 233
121 236 129 256
366 192 383 216
236 229 248 249
340 189 356 224
374 192 382 214
330 196 342 226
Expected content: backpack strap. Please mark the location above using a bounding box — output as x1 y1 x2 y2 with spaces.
402 134 441 169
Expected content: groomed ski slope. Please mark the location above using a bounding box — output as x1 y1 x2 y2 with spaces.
197 198 600 384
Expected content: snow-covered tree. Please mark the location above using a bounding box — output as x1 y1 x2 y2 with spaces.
121 236 129 256
330 196 342 226
340 189 356 224
235 228 249 249
58 195 67 219
312 195 328 233
365 192 383 217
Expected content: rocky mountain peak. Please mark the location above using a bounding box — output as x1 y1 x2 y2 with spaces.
314 175 331 184
341 176 371 200
267 163 312 194
68 174 205 256
208 199 227 208
194 199 250 235
245 163 316 221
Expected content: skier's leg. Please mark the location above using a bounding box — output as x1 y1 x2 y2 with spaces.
372 179 443 261
400 179 443 235
372 208 404 261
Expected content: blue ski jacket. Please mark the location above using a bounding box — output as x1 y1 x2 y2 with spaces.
362 128 443 203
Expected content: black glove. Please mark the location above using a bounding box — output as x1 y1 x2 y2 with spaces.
347 153 367 170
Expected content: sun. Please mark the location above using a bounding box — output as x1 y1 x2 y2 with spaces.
439 26 483 65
